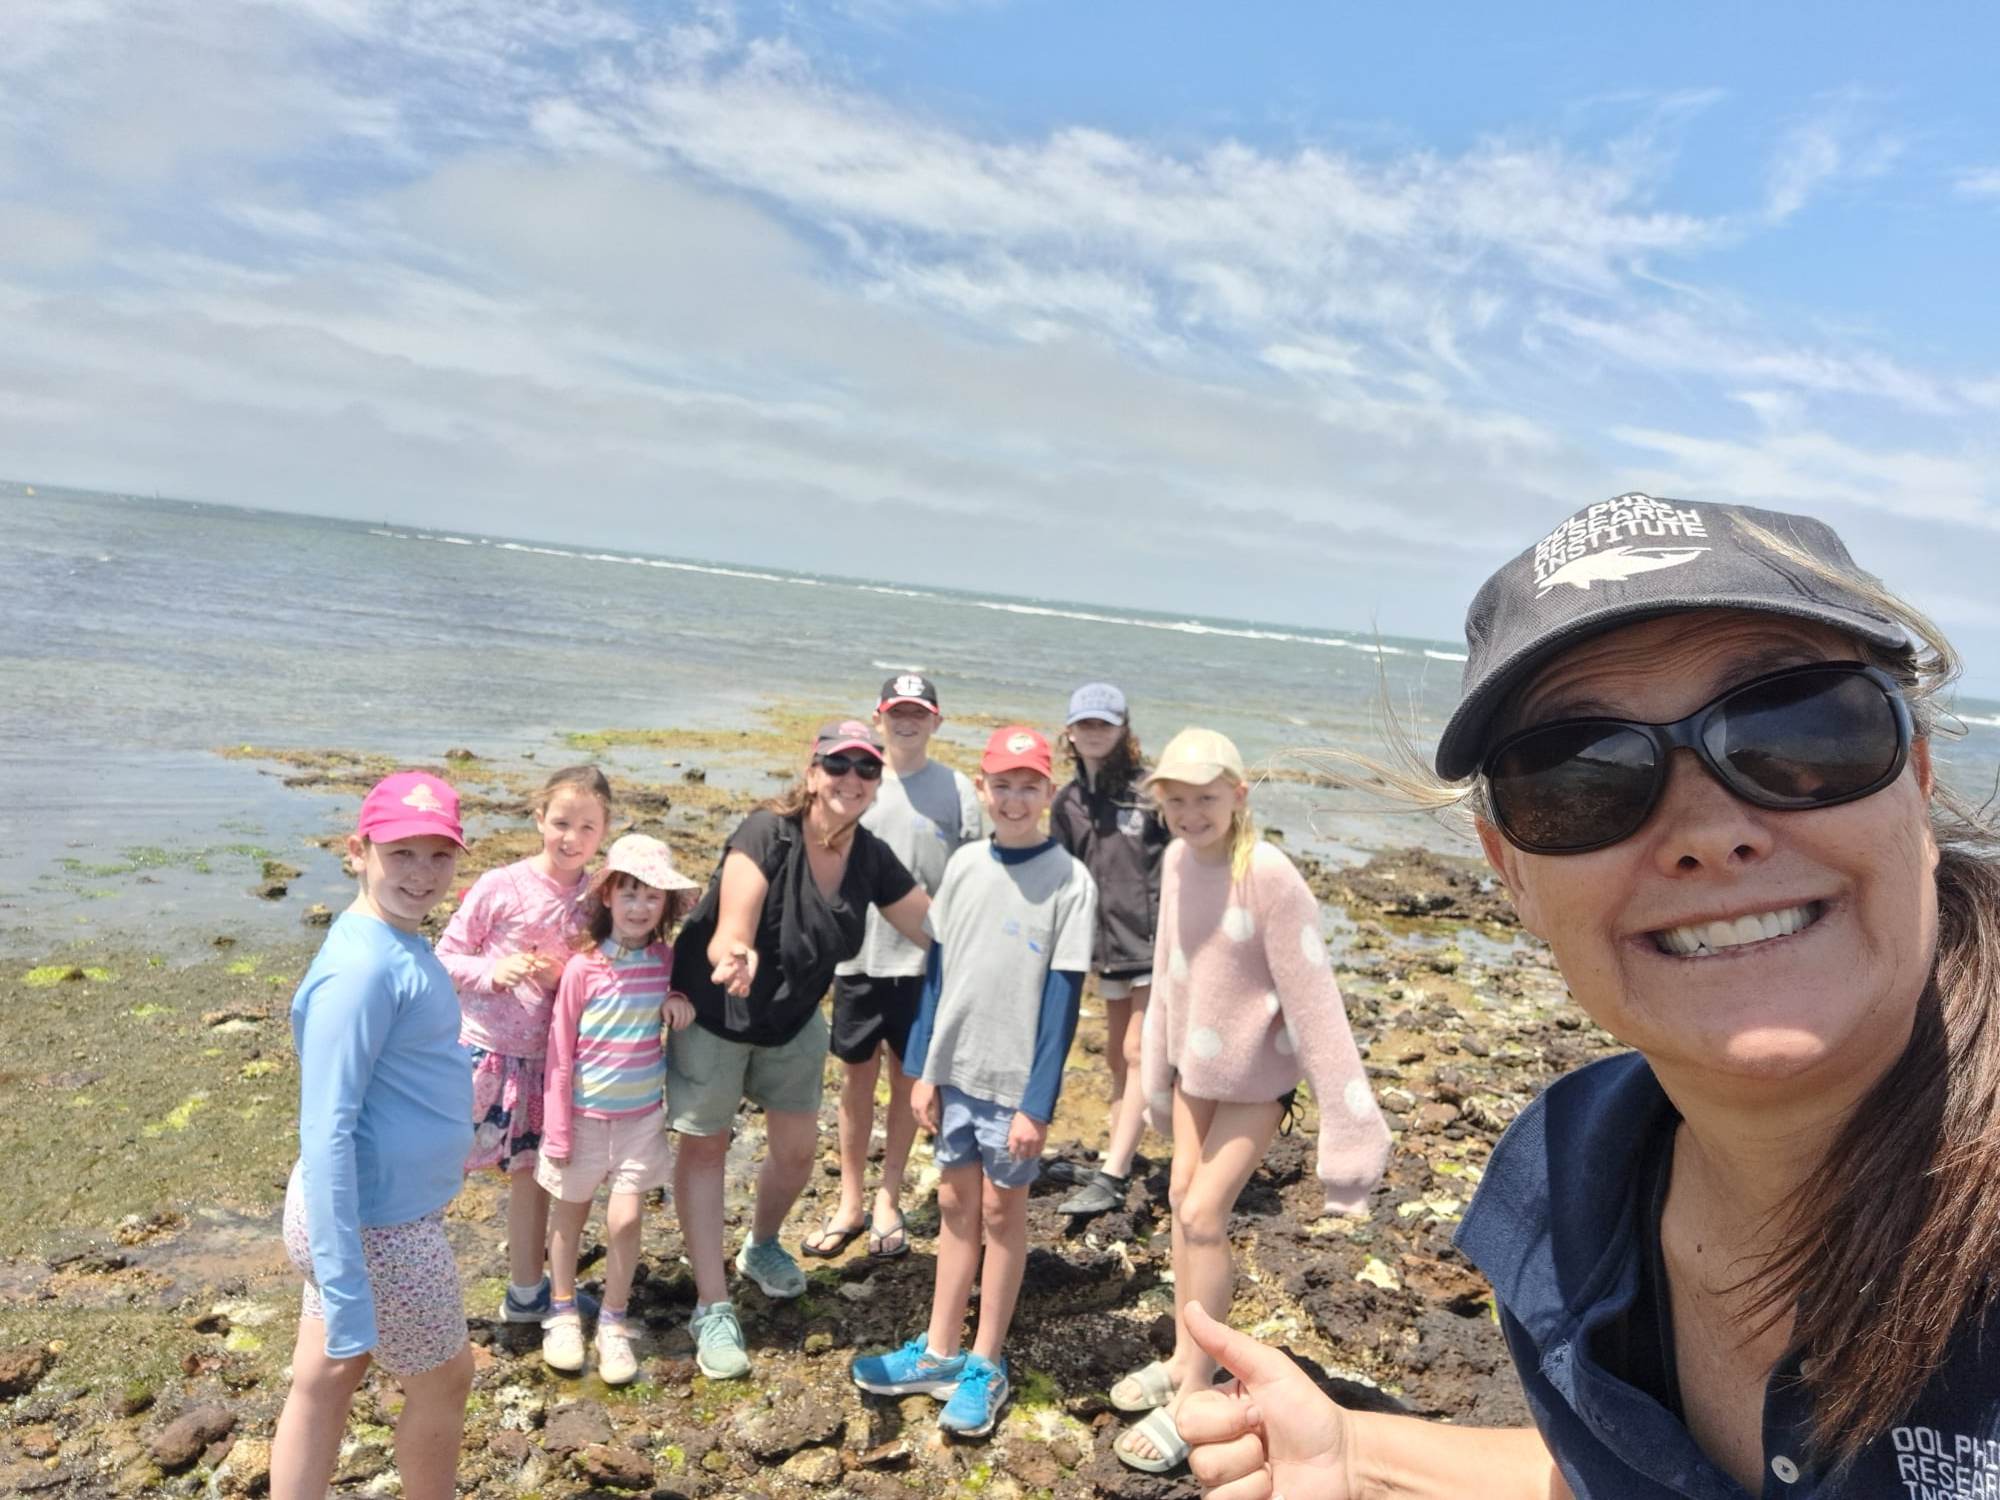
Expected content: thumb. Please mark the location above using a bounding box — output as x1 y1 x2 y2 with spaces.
1185 1300 1298 1393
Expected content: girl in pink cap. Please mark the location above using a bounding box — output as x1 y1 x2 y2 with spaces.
535 834 699 1384
435 765 612 1324
273 772 475 1500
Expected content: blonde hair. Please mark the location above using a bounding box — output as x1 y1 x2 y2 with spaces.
1223 774 1260 885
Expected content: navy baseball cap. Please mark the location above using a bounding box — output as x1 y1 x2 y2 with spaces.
878 673 941 714
1434 494 1909 780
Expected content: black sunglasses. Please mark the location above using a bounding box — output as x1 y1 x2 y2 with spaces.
1483 661 1913 855
815 753 883 781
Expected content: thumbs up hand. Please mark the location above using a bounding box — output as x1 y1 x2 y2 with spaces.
1179 1300 1354 1498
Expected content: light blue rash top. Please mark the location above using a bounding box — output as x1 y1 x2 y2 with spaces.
289 911 473 1357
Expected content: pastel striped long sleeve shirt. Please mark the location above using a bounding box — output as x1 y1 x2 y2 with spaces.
541 943 670 1161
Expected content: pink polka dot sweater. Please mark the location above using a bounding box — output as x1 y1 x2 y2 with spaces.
1140 839 1389 1214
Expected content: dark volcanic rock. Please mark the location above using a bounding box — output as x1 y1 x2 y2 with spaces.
729 1386 844 1461
147 1403 235 1472
542 1400 616 1454
574 1442 654 1489
0 1346 51 1398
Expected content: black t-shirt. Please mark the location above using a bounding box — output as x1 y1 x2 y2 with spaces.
673 809 918 1046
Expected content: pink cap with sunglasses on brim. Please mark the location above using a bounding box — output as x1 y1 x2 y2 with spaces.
357 771 466 847
589 833 698 898
813 719 885 760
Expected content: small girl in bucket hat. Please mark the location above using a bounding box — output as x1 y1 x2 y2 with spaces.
535 834 699 1383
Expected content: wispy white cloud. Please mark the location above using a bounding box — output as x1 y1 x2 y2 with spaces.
1763 101 1903 224
1954 166 2000 200
1 0 1996 672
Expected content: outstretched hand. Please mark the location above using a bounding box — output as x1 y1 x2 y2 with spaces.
1178 1300 1354 1499
710 943 758 998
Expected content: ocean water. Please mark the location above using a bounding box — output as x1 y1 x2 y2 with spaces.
3 488 1996 958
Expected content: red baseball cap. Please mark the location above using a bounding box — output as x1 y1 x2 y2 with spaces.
980 725 1053 778
357 771 466 847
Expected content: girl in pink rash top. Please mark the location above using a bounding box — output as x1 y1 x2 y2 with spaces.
435 765 611 1325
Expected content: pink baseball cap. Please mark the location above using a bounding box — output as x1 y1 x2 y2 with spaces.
813 719 885 760
981 725 1053 778
357 771 466 848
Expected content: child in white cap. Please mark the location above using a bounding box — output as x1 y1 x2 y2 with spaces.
536 834 699 1384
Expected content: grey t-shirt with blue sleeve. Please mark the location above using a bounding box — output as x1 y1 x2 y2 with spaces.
836 759 984 980
913 839 1097 1114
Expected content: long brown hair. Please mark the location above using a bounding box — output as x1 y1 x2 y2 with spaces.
1311 515 2000 1463
1721 521 2000 1465
1060 723 1146 797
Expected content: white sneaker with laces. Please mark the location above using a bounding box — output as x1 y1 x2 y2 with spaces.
541 1309 585 1373
595 1319 638 1385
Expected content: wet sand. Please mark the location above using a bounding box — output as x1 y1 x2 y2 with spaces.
0 732 1622 1497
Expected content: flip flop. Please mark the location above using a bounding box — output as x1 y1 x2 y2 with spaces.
1114 1405 1189 1473
1109 1359 1175 1413
800 1217 868 1258
867 1210 909 1259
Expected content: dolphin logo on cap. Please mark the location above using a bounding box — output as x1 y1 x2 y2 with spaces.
1535 545 1709 598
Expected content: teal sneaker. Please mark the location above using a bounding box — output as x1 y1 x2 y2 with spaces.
938 1353 1010 1437
735 1236 807 1299
690 1300 751 1380
850 1335 967 1397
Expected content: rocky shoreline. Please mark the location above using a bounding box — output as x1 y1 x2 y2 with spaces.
0 737 1622 1497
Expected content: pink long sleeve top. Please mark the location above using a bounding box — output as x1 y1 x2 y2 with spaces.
540 943 672 1163
435 859 590 1057
1141 839 1390 1214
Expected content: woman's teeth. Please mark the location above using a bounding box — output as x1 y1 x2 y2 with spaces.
1654 902 1822 957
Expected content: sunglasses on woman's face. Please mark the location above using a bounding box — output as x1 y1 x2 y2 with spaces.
1483 661 1913 855
815 753 884 782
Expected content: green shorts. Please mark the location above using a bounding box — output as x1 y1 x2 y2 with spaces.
666 1009 829 1137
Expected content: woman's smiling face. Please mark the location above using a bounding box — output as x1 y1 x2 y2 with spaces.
1477 609 1940 1096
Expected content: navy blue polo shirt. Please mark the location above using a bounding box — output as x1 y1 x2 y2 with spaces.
1456 1052 2000 1499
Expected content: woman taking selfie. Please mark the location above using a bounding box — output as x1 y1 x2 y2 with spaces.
1180 495 2000 1499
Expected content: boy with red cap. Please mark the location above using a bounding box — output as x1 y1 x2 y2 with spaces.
850 726 1097 1439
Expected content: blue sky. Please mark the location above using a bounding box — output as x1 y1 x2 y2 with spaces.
4 1 1997 689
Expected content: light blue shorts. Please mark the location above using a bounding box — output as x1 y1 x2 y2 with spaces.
933 1085 1041 1190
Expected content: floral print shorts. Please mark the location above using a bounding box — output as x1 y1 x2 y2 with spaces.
283 1171 466 1376
465 1047 545 1175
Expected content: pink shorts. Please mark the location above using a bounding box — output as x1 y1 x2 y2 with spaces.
534 1109 674 1202
282 1170 466 1376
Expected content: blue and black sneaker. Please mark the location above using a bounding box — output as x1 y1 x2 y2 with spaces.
938 1352 1010 1438
500 1277 599 1323
850 1335 968 1397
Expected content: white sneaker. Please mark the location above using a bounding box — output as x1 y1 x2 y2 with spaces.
541 1309 585 1373
595 1320 638 1385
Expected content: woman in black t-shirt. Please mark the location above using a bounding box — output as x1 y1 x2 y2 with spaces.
667 719 929 1380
